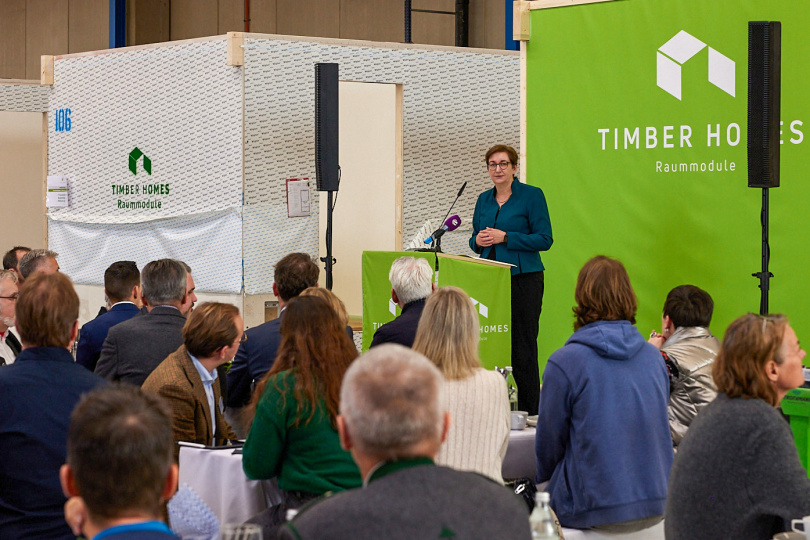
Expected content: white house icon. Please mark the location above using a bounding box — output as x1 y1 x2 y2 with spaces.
657 30 735 101
470 297 488 318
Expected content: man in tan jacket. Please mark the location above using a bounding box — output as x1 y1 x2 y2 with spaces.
143 302 241 459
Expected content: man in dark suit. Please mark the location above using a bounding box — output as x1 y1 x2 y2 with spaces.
60 386 181 540
143 302 239 460
76 261 142 372
95 259 197 386
369 256 434 348
280 344 530 540
225 252 318 409
0 273 106 539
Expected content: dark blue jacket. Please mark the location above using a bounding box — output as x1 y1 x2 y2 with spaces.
469 179 553 275
226 316 282 408
369 299 426 349
0 347 106 539
76 302 141 372
535 320 673 528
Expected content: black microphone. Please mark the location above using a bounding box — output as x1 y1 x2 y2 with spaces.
441 181 468 224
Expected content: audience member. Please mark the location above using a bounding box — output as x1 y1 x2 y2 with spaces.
60 386 180 540
76 261 142 372
649 284 721 448
300 286 354 340
18 248 59 281
226 253 319 408
535 255 672 532
0 270 21 365
242 295 361 536
369 256 434 348
413 286 509 483
666 313 810 539
95 259 196 386
3 245 30 281
280 344 530 540
0 273 105 539
142 302 239 459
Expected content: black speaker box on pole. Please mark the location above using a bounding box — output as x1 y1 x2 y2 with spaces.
747 21 781 188
315 63 339 192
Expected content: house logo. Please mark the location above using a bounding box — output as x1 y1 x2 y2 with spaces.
657 30 735 101
128 147 152 175
388 298 397 317
470 297 488 319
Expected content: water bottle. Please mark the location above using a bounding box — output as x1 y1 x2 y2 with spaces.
505 366 518 411
529 492 559 539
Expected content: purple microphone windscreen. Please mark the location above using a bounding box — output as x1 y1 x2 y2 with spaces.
445 215 461 231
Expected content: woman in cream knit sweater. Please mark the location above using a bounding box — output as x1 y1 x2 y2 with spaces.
413 286 511 483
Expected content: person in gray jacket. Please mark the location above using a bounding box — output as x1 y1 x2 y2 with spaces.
280 344 530 540
649 285 720 448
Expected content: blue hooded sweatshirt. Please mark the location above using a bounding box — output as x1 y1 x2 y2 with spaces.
535 320 673 529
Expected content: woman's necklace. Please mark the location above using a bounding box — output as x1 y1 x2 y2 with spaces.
496 192 512 206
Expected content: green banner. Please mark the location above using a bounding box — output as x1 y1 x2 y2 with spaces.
437 254 512 370
525 0 810 373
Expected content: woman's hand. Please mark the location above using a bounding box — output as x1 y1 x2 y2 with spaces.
478 227 507 247
648 330 666 349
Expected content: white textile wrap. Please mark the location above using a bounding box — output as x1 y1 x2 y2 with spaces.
243 203 319 295
48 208 242 294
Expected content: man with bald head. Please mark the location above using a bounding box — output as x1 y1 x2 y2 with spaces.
280 345 530 540
0 270 21 365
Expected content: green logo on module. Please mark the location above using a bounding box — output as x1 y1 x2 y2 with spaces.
128 147 152 175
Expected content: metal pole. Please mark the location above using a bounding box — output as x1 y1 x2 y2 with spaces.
405 0 412 43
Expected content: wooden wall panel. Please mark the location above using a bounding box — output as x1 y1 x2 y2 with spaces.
68 0 108 53
26 0 69 80
411 0 455 46
127 0 170 46
246 0 277 34
277 0 338 39
171 0 219 40
339 0 402 43
219 0 245 33
0 0 26 79
469 0 505 49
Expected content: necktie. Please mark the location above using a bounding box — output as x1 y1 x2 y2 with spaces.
5 331 21 357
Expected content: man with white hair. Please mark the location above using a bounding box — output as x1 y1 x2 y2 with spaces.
0 270 21 365
369 256 434 348
280 344 530 540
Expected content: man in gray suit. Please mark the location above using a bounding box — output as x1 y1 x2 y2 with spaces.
280 345 530 540
94 259 197 386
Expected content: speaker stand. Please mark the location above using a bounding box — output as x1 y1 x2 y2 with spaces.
321 190 336 290
752 187 773 315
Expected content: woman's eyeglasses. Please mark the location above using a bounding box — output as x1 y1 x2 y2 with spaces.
487 161 512 171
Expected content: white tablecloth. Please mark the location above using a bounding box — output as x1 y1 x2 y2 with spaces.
179 429 536 526
178 446 282 526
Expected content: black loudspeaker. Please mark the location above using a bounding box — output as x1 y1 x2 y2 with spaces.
315 63 339 192
747 21 781 188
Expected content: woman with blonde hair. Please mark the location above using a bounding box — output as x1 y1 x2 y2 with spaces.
412 286 510 483
666 313 810 539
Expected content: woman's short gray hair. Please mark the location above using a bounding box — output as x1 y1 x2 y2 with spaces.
388 257 433 305
340 344 444 460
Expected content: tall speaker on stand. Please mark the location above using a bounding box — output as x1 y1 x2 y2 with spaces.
748 21 781 315
315 63 339 289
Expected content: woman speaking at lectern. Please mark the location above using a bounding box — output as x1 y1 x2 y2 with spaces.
469 144 552 415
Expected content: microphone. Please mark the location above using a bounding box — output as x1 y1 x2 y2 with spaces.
425 215 461 244
441 181 467 224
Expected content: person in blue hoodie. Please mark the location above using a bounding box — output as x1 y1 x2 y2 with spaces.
535 255 673 533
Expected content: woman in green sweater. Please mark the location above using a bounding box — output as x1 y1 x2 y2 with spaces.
242 295 361 533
